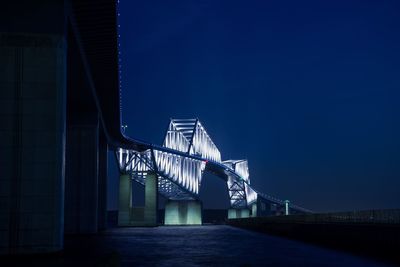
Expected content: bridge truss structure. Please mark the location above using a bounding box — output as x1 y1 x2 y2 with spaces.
116 118 310 212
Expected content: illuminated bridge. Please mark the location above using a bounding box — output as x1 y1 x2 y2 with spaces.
0 0 314 255
116 118 311 226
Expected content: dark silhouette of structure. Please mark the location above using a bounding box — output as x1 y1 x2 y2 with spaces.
0 0 126 254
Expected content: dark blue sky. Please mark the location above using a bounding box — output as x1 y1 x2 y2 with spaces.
113 0 400 212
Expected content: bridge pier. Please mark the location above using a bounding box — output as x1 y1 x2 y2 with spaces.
0 31 66 253
250 196 292 217
164 200 202 225
228 208 250 219
143 173 158 226
284 200 290 216
118 173 158 226
118 174 131 226
251 203 258 217
64 113 110 234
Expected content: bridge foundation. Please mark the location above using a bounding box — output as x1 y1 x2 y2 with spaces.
143 173 158 226
164 200 202 225
118 173 158 226
118 174 131 226
228 208 250 219
251 203 257 217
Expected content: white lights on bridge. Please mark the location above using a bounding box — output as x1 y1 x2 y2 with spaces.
224 160 255 207
117 119 253 207
227 175 247 208
153 150 206 195
223 160 249 182
117 148 152 173
163 121 190 153
190 121 221 162
164 119 221 162
116 118 310 212
245 184 257 205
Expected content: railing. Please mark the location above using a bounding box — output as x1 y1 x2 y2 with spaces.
316 209 400 224
260 209 400 224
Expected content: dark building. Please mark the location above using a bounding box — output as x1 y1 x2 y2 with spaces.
0 0 127 254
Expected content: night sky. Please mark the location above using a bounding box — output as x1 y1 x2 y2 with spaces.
109 0 400 212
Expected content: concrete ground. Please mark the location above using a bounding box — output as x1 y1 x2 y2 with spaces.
0 225 395 266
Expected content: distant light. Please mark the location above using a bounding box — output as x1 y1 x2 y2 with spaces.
121 125 128 134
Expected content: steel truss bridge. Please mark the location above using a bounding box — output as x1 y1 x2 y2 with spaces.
116 118 311 214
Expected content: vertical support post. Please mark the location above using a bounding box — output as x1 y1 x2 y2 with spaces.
144 173 158 226
228 208 250 219
65 120 99 234
164 200 202 225
285 200 290 216
0 32 66 254
118 174 131 226
251 202 257 217
97 125 108 231
228 209 238 219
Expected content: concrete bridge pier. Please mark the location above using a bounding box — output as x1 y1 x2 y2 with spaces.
284 200 290 216
118 173 158 226
251 203 258 217
164 200 202 225
118 174 131 226
228 208 250 219
143 173 158 226
0 33 66 254
249 196 295 217
0 0 70 254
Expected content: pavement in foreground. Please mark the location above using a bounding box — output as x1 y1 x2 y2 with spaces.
1 225 395 266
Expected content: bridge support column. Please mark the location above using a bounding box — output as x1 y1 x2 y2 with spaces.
228 208 250 219
143 173 158 226
97 126 108 231
118 174 131 226
65 116 100 234
0 31 66 254
251 203 258 217
165 200 202 225
284 200 290 216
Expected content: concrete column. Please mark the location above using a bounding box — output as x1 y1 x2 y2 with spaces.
97 125 108 231
228 208 250 219
144 173 158 226
285 200 290 216
64 19 103 234
64 118 99 234
0 33 66 254
251 203 257 217
228 209 238 219
164 200 202 225
118 174 131 226
240 209 250 218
